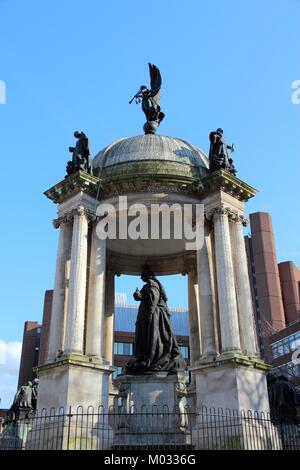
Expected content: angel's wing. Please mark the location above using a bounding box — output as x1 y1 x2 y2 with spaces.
148 63 162 105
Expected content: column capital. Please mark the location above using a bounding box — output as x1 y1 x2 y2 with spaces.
238 215 249 227
205 204 248 226
53 206 96 228
228 211 249 227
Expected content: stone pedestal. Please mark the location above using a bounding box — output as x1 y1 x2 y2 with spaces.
37 356 112 411
191 354 270 413
29 356 113 449
111 373 192 448
190 354 275 449
115 372 186 411
0 410 33 450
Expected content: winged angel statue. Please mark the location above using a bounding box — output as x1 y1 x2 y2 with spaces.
129 63 165 134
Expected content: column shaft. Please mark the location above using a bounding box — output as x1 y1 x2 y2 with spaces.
197 227 218 357
47 222 71 361
64 211 89 355
104 270 115 364
188 270 201 365
231 220 258 355
85 224 107 357
214 212 241 352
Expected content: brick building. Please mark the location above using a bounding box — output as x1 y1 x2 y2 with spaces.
17 290 53 388
245 212 300 384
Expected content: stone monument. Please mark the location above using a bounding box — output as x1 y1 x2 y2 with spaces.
37 65 270 438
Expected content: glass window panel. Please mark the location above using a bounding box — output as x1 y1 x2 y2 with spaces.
179 346 189 359
114 342 133 355
277 344 284 356
123 343 133 355
272 346 279 359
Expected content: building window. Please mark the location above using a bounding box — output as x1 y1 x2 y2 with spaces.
112 367 123 379
275 362 300 378
113 342 133 356
271 332 300 359
183 368 191 383
179 345 189 359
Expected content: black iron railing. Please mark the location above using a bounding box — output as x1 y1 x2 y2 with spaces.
0 406 299 450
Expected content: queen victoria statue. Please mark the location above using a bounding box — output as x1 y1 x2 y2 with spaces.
125 265 186 375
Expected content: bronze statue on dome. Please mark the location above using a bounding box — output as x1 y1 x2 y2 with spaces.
129 63 165 135
209 128 236 175
66 131 92 176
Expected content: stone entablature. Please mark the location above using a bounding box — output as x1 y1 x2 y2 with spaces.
201 169 257 201
44 171 100 204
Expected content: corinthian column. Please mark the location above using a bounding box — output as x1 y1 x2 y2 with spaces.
231 216 258 356
104 270 115 365
212 206 241 353
85 223 107 358
64 207 89 355
197 224 218 357
47 221 72 362
188 270 201 365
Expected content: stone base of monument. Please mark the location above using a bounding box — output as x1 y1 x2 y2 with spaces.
0 419 32 450
36 354 112 410
191 353 271 412
189 353 279 450
112 372 192 449
25 417 113 450
192 416 283 450
24 355 113 449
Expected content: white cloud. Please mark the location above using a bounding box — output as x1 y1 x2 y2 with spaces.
0 340 22 409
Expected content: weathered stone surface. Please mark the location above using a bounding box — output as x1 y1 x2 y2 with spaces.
192 357 270 413
37 356 111 411
44 171 100 204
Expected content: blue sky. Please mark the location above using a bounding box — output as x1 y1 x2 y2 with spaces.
0 0 299 406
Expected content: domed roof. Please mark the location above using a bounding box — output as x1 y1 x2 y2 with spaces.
92 134 209 183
